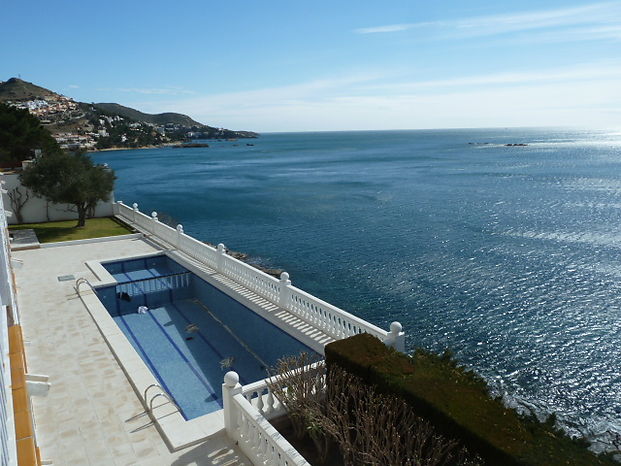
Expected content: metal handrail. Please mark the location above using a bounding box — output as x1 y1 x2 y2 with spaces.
115 271 191 286
149 392 180 412
75 277 95 294
143 383 180 414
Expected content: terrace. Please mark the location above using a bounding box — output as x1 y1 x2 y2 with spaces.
8 201 404 465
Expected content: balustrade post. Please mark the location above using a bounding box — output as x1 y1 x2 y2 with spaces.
114 200 123 215
150 211 158 234
384 321 405 352
217 243 226 273
223 371 242 438
279 272 291 309
132 203 138 223
176 224 184 249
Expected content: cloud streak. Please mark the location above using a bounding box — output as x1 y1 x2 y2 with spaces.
127 62 621 132
355 2 621 42
96 87 195 96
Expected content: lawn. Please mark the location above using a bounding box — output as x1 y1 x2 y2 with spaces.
9 217 134 243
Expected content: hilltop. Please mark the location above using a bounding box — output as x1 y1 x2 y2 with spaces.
0 78 258 150
0 77 59 101
92 102 205 127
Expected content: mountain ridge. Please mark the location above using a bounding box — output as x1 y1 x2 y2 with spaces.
0 78 258 149
91 102 206 127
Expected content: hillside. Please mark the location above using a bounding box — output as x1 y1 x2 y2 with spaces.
0 78 258 150
0 77 60 101
92 102 205 127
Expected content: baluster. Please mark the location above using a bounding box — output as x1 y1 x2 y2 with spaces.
244 392 252 403
256 390 264 413
265 389 274 414
321 309 329 332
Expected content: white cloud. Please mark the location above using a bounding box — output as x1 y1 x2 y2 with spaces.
96 87 195 96
126 63 621 132
354 23 425 34
358 63 621 93
355 2 621 42
68 84 79 89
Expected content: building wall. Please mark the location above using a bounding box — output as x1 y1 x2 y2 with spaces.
0 193 17 465
0 173 114 224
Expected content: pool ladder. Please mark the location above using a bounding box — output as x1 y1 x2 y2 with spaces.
126 384 181 426
75 277 95 295
144 383 181 413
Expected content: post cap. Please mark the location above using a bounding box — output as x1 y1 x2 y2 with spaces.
390 321 403 334
217 243 226 252
176 224 184 233
280 271 290 282
224 371 239 387
151 211 158 220
132 203 139 210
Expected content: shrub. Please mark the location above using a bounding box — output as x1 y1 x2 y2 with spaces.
324 333 618 465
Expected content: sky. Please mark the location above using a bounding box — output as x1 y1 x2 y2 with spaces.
1 0 621 132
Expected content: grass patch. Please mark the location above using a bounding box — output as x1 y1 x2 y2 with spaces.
325 334 617 465
9 217 133 243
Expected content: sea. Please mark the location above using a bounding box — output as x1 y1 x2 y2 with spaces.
92 128 621 451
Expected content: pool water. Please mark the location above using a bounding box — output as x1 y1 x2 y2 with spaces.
97 255 315 420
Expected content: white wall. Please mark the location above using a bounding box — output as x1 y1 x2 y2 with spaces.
0 192 17 466
0 173 114 225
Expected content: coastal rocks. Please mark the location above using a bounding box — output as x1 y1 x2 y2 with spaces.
172 143 210 148
467 142 528 146
203 241 284 278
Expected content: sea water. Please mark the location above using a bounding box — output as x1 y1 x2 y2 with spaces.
93 128 621 449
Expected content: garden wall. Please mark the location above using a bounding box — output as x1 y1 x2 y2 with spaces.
0 172 114 224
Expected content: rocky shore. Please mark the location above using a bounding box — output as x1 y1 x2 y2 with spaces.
204 242 284 278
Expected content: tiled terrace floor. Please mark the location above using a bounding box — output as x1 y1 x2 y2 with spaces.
13 237 250 466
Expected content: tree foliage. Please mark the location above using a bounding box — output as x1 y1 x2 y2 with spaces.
0 103 60 166
20 151 115 227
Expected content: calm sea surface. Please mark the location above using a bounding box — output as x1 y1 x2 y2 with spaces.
93 128 621 448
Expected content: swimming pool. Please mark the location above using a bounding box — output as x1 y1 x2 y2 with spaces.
96 255 316 420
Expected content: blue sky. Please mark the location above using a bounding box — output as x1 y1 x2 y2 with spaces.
1 0 621 131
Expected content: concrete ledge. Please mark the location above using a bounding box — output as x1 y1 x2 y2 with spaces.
41 233 143 248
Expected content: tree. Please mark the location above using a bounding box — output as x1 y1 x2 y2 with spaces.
0 103 60 166
7 187 30 224
20 151 115 227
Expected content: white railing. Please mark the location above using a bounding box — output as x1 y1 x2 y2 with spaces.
240 378 285 420
113 201 405 351
220 251 282 304
223 372 310 466
116 272 191 297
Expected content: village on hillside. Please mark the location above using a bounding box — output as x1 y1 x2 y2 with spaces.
1 78 256 151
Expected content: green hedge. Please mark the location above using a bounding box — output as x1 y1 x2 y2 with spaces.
324 334 616 466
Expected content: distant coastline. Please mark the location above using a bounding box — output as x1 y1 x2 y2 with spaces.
89 144 173 153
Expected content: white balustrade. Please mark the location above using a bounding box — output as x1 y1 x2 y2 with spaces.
178 234 219 269
288 285 387 341
223 372 310 466
218 249 281 304
114 201 404 349
241 378 283 419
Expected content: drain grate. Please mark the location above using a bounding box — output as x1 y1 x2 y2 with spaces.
57 274 75 282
